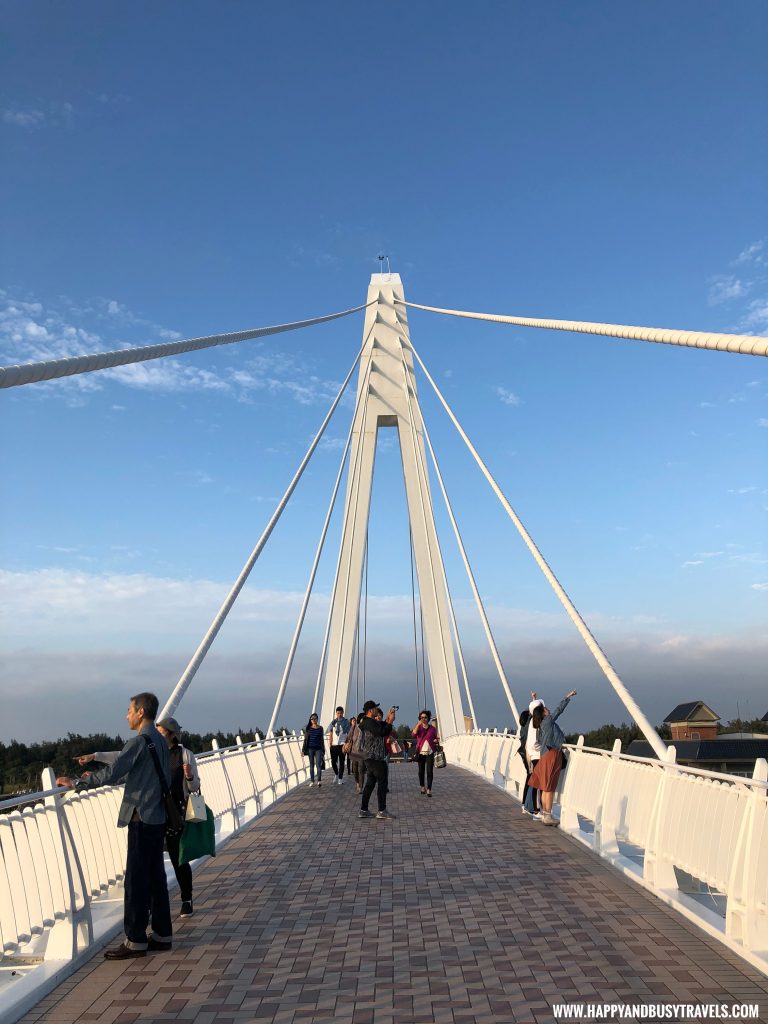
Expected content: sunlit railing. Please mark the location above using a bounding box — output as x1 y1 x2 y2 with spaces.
0 734 308 1024
444 730 768 977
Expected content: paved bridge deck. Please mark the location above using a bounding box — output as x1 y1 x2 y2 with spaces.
19 765 768 1024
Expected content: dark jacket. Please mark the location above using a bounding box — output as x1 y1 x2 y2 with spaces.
359 716 393 761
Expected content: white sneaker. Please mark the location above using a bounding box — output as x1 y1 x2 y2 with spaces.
338 777 344 785
532 813 542 821
309 782 314 788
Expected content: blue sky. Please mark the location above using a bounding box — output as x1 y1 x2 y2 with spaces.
1 2 766 742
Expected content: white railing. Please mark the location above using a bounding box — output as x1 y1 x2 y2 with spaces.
444 730 768 977
0 734 308 1024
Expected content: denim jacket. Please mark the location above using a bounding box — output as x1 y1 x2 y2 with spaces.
75 724 170 827
538 698 570 756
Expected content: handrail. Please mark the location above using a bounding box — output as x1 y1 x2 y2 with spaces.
444 730 768 978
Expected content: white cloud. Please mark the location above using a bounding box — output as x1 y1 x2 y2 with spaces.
741 299 768 334
728 486 758 495
2 108 46 128
751 582 768 591
735 240 765 266
682 560 704 567
707 275 746 305
495 386 520 406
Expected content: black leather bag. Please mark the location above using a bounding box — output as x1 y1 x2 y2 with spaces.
142 735 185 833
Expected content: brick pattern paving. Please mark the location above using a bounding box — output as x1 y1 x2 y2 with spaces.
19 764 768 1024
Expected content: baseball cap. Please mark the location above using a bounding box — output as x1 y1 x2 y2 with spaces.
362 700 381 713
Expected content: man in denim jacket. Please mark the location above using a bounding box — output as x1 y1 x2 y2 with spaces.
57 692 172 959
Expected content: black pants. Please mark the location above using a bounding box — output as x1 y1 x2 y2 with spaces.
124 820 172 949
165 829 193 902
330 744 345 779
361 758 388 812
418 753 434 790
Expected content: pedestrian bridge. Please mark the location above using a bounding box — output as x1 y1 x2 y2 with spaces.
2 732 768 1023
3 275 768 1021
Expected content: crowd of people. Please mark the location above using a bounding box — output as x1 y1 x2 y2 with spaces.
301 701 443 818
54 685 576 958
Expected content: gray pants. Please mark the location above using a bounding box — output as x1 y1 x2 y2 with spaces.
351 756 366 789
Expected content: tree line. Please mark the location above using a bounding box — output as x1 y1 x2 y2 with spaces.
3 718 764 795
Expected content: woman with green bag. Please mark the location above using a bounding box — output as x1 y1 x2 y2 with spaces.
157 717 202 917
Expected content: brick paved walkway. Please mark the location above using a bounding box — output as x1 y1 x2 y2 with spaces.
20 764 768 1024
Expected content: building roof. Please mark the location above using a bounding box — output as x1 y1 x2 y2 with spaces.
762 711 768 722
628 739 768 762
663 701 719 724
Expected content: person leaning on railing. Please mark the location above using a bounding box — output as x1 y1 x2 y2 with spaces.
528 690 577 827
56 691 174 959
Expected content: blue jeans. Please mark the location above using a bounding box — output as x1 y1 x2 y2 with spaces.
308 748 323 782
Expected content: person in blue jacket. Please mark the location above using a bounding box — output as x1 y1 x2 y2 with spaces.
529 690 577 826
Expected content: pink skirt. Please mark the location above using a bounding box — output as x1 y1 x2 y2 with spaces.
529 749 562 793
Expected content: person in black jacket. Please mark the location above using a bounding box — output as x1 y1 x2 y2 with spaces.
358 700 396 820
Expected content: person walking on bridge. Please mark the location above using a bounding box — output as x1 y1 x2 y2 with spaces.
529 690 577 826
327 706 351 786
412 709 439 797
358 700 397 820
56 692 173 959
303 714 325 787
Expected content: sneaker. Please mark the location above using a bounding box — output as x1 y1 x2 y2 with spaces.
420 787 427 794
337 777 344 785
376 810 397 820
358 809 374 818
541 812 559 827
180 900 193 917
426 792 432 798
532 813 542 821
309 781 314 788
317 782 321 787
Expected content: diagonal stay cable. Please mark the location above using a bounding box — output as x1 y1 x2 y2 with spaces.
397 342 481 729
399 300 768 357
311 330 375 715
159 341 367 722
0 300 375 389
419 397 519 725
409 339 668 760
267 356 374 735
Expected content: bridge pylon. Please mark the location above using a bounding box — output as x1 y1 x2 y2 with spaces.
318 274 465 735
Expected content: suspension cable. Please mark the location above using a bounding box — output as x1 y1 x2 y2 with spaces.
394 346 458 725
398 344 481 728
313 346 375 716
159 340 367 722
399 300 768 358
420 409 519 724
363 528 368 698
0 300 376 390
311 346 375 715
409 527 422 711
266 361 370 735
408 339 668 760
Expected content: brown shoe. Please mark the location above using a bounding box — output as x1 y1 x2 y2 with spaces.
104 942 146 960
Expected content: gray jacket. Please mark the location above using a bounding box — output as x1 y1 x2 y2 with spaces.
75 724 170 827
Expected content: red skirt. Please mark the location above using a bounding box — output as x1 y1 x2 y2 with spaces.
529 749 562 793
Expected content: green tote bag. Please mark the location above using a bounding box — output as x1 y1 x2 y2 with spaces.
178 806 216 865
